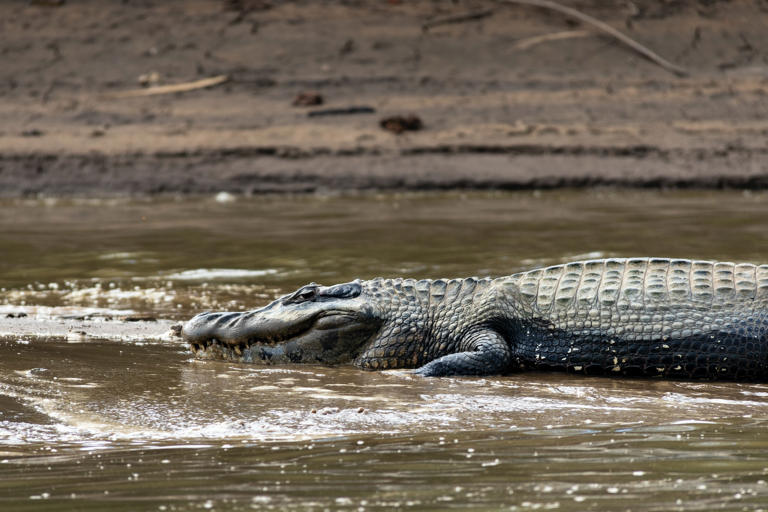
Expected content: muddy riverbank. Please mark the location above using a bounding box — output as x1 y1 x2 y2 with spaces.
2 0 767 196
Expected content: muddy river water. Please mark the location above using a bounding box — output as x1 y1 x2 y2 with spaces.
2 190 768 511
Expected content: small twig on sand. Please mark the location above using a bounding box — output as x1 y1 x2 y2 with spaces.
422 9 494 32
502 0 689 77
106 75 229 98
513 29 591 50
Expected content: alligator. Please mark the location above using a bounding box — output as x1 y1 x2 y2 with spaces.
182 258 768 379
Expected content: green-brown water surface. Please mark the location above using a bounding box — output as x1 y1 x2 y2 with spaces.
2 190 768 511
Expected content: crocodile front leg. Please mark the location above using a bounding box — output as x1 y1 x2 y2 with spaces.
412 329 511 376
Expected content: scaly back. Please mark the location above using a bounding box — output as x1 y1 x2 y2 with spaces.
504 258 768 314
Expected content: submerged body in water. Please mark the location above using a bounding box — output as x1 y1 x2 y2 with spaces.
182 258 768 379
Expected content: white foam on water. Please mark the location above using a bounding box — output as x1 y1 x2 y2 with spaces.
0 305 136 318
166 268 278 280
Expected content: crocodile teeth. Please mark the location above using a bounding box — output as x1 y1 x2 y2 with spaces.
246 338 278 348
190 337 283 359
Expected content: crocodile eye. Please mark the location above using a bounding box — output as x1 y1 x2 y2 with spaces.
298 288 316 300
284 284 320 304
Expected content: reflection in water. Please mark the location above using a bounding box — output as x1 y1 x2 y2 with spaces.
1 191 768 510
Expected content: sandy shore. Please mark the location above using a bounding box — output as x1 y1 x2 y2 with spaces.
2 0 767 195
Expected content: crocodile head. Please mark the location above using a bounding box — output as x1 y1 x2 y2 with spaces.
181 281 382 365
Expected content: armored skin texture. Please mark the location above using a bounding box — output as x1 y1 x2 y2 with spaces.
182 258 768 379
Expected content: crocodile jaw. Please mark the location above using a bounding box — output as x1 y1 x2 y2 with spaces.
182 300 381 365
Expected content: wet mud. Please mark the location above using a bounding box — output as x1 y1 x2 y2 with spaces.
2 0 768 196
